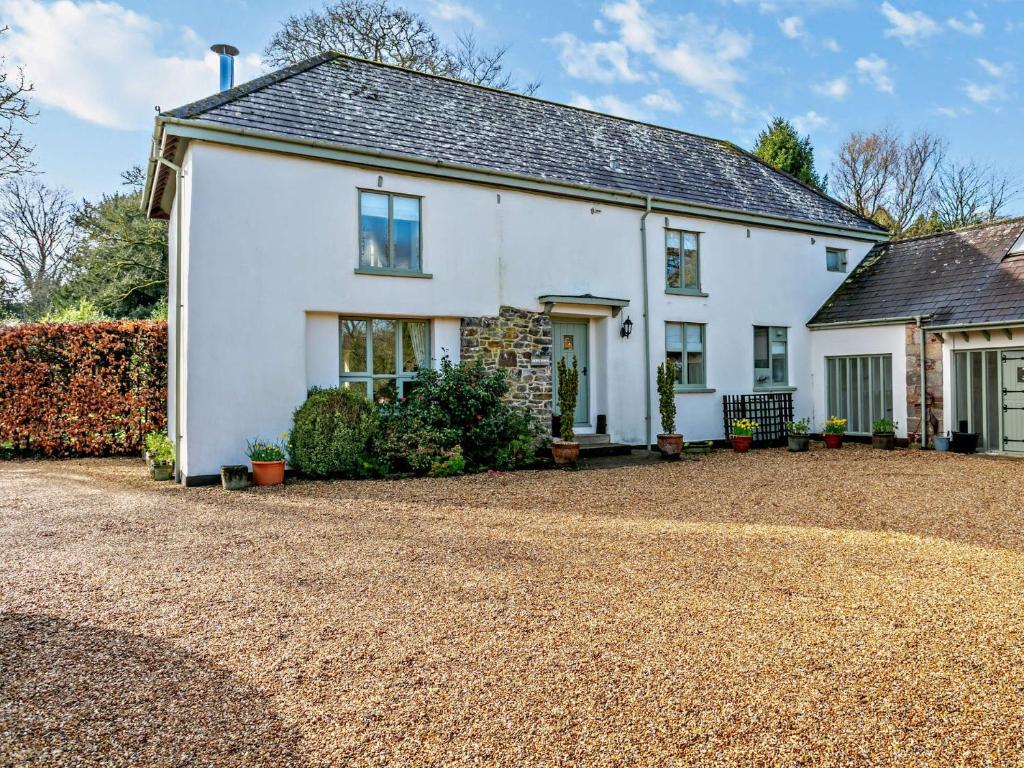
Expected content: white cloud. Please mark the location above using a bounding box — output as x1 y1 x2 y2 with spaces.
977 58 1010 79
963 81 1007 105
856 53 895 94
947 12 983 37
0 0 261 130
653 19 752 106
546 33 641 83
932 106 965 118
880 2 939 44
603 0 659 54
432 2 484 27
792 110 828 133
641 88 682 113
822 37 842 53
778 16 805 39
570 93 648 120
813 77 849 99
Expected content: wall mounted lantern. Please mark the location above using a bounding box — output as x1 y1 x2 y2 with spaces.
620 316 634 339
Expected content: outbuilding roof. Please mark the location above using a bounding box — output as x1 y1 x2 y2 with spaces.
810 217 1024 328
156 53 882 235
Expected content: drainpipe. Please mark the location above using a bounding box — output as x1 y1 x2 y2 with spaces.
640 196 653 451
917 315 927 448
157 156 184 482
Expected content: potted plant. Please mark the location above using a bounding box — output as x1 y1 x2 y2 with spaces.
551 357 580 466
951 430 980 454
933 432 951 452
246 435 288 486
785 418 810 452
822 416 847 449
655 358 683 459
871 418 897 450
145 432 175 481
730 418 758 453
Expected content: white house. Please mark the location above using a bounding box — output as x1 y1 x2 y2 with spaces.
143 52 1024 485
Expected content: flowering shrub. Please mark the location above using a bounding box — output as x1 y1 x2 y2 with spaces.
0 321 166 457
731 418 759 437
246 437 288 463
823 417 848 435
375 356 540 476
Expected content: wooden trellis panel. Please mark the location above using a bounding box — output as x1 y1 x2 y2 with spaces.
722 393 794 447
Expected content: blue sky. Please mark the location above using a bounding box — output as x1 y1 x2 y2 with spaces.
1 0 1021 209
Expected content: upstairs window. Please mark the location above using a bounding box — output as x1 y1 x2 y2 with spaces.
666 230 701 292
359 191 422 272
666 322 706 388
754 326 788 388
826 247 848 273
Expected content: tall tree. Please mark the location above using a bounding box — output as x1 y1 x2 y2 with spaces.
56 167 168 319
0 178 77 318
264 0 538 94
932 160 1017 230
753 117 823 190
0 26 34 180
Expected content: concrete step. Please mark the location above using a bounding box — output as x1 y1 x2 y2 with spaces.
576 433 612 446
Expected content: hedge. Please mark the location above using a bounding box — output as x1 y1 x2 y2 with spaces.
0 321 167 457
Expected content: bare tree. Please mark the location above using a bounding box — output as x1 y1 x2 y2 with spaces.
830 130 898 222
887 131 945 236
0 26 35 180
933 160 1018 229
264 0 538 94
0 178 78 318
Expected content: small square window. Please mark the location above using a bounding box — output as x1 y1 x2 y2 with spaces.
826 247 848 273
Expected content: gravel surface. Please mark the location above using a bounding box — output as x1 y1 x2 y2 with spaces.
2 447 1024 766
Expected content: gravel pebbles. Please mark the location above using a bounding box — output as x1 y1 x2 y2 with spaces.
2 447 1024 766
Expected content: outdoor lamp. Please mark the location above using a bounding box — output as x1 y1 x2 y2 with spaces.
620 316 633 339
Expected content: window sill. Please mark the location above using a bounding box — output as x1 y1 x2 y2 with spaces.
753 385 797 393
354 267 433 279
674 387 716 394
665 287 709 297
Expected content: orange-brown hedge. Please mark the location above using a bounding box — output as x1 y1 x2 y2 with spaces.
0 321 167 457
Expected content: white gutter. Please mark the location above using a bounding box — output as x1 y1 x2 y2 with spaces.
807 316 922 330
924 319 1024 332
147 117 889 242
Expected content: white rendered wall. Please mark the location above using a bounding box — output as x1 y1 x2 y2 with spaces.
808 325 909 437
176 141 877 477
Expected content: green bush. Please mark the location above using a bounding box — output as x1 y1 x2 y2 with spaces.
375 356 540 475
556 356 578 442
144 431 174 465
289 387 379 478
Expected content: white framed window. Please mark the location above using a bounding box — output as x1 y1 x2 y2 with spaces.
340 317 431 401
754 326 788 388
359 191 422 272
826 355 894 435
666 230 701 292
666 322 706 388
826 247 848 273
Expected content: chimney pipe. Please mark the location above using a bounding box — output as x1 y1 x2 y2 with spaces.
210 44 239 91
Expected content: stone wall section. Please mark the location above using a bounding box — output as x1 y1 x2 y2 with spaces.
461 307 552 423
905 323 943 444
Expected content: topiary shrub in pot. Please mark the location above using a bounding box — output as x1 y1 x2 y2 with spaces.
785 418 810 452
552 356 580 466
289 387 380 478
871 418 897 450
655 358 683 459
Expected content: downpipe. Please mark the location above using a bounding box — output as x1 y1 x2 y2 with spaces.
156 157 184 482
640 196 653 452
917 315 927 448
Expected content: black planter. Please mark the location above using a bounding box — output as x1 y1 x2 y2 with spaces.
950 431 979 454
872 432 896 450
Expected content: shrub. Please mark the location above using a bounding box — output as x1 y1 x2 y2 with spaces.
144 431 174 465
872 418 897 434
785 418 810 435
375 356 539 475
0 321 167 457
289 387 378 478
556 356 578 442
656 357 678 435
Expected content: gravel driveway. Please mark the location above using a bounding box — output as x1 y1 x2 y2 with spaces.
2 447 1024 766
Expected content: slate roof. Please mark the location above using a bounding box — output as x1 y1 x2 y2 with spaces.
162 53 882 234
810 218 1024 328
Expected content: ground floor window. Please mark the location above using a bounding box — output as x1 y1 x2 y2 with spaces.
953 349 1001 451
754 326 788 388
666 322 706 388
340 317 430 401
826 355 893 435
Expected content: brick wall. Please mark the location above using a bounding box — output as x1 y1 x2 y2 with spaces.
460 307 552 423
905 323 943 444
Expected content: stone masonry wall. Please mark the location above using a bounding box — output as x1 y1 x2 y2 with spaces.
460 307 552 424
905 323 943 444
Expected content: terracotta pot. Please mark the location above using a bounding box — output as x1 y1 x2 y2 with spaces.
731 435 752 453
823 433 843 449
252 460 285 486
788 435 810 453
657 433 684 459
551 441 580 466
872 432 895 450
